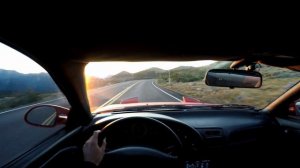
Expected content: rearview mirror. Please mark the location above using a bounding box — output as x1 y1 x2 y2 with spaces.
24 105 69 127
205 69 262 88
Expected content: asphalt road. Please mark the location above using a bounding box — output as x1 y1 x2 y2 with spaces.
0 79 183 166
88 79 183 110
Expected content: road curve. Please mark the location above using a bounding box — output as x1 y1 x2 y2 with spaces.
112 80 183 103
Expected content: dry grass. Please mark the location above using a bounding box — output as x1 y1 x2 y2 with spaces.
159 77 299 109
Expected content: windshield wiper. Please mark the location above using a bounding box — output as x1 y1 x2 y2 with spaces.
95 104 256 114
209 104 256 110
101 109 139 114
96 106 201 114
106 106 221 113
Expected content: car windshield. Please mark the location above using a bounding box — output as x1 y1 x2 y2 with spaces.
84 61 300 113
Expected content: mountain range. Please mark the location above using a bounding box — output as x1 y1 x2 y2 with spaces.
87 61 230 88
0 69 59 94
4 61 294 93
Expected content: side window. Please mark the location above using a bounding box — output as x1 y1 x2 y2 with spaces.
0 43 70 166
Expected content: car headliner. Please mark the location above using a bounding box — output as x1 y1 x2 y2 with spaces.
0 29 300 126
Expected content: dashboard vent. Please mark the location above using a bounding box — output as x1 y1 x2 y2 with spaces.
200 128 224 138
197 128 225 147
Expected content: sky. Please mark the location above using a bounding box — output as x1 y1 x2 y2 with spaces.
0 43 46 74
0 42 215 76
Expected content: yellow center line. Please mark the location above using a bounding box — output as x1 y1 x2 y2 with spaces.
42 113 56 126
100 81 140 107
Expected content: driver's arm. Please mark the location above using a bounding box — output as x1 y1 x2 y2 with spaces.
83 130 106 167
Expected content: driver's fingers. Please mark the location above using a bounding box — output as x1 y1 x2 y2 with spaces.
100 138 107 151
91 130 101 144
85 130 101 145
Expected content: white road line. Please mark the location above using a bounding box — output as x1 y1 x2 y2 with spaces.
152 82 182 102
0 97 65 115
42 113 56 125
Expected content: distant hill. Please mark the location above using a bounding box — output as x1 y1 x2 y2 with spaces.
259 64 300 79
115 71 132 76
133 68 166 80
110 71 134 83
87 63 223 87
144 67 166 73
160 66 206 83
173 66 194 70
0 69 59 94
87 61 300 88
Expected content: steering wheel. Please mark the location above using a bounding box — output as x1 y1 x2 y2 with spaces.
97 116 183 168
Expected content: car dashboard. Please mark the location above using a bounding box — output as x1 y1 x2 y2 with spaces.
92 109 279 168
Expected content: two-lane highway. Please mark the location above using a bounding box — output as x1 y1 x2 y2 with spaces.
88 80 139 110
111 80 182 103
88 79 184 111
0 79 184 166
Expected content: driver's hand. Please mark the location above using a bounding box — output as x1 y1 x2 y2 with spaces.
83 130 106 166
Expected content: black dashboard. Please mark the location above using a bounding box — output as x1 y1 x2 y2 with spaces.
91 109 279 168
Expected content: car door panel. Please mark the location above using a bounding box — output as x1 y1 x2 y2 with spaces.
3 127 82 168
